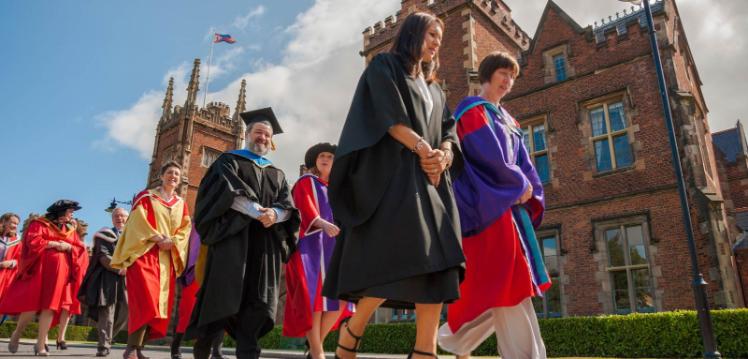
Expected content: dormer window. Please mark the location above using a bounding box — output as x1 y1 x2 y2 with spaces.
552 54 567 81
543 44 572 84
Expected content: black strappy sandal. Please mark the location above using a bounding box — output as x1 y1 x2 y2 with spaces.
304 339 311 359
407 349 439 359
334 317 363 359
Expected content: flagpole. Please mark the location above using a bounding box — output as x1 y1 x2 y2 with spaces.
203 32 215 108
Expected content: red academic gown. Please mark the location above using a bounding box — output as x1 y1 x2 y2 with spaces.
175 281 199 334
0 218 88 317
111 189 191 340
0 236 22 300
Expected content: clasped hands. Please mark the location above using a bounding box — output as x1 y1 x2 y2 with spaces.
257 208 277 228
231 196 277 228
46 241 72 252
415 141 451 187
151 234 174 251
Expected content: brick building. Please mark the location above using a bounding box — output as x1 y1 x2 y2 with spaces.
712 121 748 305
147 58 247 210
148 0 746 324
361 0 744 321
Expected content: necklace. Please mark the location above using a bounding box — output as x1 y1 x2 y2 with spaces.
157 187 175 201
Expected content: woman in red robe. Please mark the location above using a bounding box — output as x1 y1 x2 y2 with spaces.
0 200 88 356
50 219 91 351
0 213 22 301
111 161 192 359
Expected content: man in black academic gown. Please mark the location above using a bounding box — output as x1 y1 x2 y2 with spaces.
186 107 300 359
77 207 129 357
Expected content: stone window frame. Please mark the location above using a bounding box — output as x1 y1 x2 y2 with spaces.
520 115 552 184
542 44 573 84
201 146 221 168
592 214 661 314
581 92 636 174
692 106 715 185
533 227 566 318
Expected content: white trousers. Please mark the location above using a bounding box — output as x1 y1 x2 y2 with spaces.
437 298 546 359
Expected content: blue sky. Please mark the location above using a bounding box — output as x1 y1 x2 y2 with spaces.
1 0 746 243
0 0 315 238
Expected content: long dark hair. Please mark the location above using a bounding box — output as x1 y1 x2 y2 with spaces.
390 12 443 83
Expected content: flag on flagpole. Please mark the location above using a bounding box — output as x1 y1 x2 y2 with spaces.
213 33 236 44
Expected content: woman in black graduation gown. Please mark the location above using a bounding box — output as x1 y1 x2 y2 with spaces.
323 11 464 359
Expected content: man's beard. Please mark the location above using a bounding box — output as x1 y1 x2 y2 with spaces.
248 141 269 156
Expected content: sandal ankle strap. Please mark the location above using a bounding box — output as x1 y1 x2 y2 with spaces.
410 349 438 358
336 317 363 354
344 321 363 341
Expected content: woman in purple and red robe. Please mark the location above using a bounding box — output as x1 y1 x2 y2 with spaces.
284 143 350 359
438 52 550 359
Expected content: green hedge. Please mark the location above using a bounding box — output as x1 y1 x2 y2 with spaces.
306 309 748 358
3 309 748 358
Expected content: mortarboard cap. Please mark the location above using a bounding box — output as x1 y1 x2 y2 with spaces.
240 107 283 135
47 199 82 214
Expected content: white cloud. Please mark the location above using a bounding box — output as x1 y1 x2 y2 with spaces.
95 65 189 158
233 5 266 31
98 0 398 177
208 0 399 175
99 0 748 173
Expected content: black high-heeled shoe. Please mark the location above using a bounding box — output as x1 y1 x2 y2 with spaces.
56 340 68 350
334 317 362 359
407 349 438 359
304 339 312 359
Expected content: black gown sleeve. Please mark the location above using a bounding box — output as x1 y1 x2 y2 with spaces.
269 171 300 262
440 96 464 175
329 53 417 228
335 53 413 159
194 154 253 246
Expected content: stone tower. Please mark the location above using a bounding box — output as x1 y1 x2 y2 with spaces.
147 59 247 212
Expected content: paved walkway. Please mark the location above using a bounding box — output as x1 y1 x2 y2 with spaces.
0 340 630 359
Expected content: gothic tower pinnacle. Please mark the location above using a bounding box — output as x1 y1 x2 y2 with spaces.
233 79 247 149
185 58 201 113
161 77 174 124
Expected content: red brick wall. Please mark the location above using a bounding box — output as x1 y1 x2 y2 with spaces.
505 55 676 206
182 122 237 214
544 189 697 314
735 249 748 305
722 157 748 210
